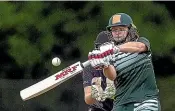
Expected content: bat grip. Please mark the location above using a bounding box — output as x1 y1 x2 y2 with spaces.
82 60 90 68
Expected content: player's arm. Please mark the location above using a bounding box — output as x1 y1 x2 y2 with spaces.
103 37 150 80
118 37 150 53
84 86 97 105
82 66 98 105
118 42 147 53
102 41 146 80
103 65 117 81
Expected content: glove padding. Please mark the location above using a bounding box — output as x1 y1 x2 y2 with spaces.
88 42 119 70
99 42 114 61
103 78 116 99
91 85 105 101
99 42 120 62
91 78 116 102
88 49 110 70
91 77 106 101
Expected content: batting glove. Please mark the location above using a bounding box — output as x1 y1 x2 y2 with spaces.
91 85 105 101
103 78 116 99
99 42 120 62
88 49 110 70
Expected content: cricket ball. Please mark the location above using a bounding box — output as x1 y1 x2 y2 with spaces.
52 57 61 66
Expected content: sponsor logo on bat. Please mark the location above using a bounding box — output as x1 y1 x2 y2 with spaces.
55 64 80 80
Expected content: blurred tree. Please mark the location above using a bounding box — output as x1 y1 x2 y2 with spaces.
0 1 175 111
0 1 174 79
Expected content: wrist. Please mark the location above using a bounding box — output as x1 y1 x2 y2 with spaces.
103 64 112 69
85 94 97 105
115 46 120 52
103 63 110 69
103 65 116 81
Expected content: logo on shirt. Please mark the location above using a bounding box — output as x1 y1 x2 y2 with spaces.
83 81 89 85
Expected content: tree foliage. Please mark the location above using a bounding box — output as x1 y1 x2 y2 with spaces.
0 1 175 111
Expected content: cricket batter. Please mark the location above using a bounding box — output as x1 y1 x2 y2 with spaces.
88 13 161 111
82 31 115 111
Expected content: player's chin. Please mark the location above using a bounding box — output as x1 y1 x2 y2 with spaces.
113 37 125 43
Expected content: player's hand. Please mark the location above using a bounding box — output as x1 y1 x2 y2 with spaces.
88 50 110 70
99 42 119 62
91 85 105 101
103 79 116 99
103 84 116 99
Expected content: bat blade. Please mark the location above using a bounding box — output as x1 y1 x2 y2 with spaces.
20 61 84 101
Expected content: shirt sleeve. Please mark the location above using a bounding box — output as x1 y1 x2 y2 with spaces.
82 66 94 88
137 37 151 51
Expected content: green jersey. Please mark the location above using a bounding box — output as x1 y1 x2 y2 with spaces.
111 37 159 106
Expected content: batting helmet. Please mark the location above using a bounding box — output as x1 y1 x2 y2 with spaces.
106 13 135 31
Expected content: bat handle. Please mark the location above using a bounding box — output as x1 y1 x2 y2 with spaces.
82 60 90 68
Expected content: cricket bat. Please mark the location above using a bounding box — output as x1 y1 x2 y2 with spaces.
20 60 90 101
20 45 118 101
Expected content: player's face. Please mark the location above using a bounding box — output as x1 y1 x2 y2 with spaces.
111 26 128 43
